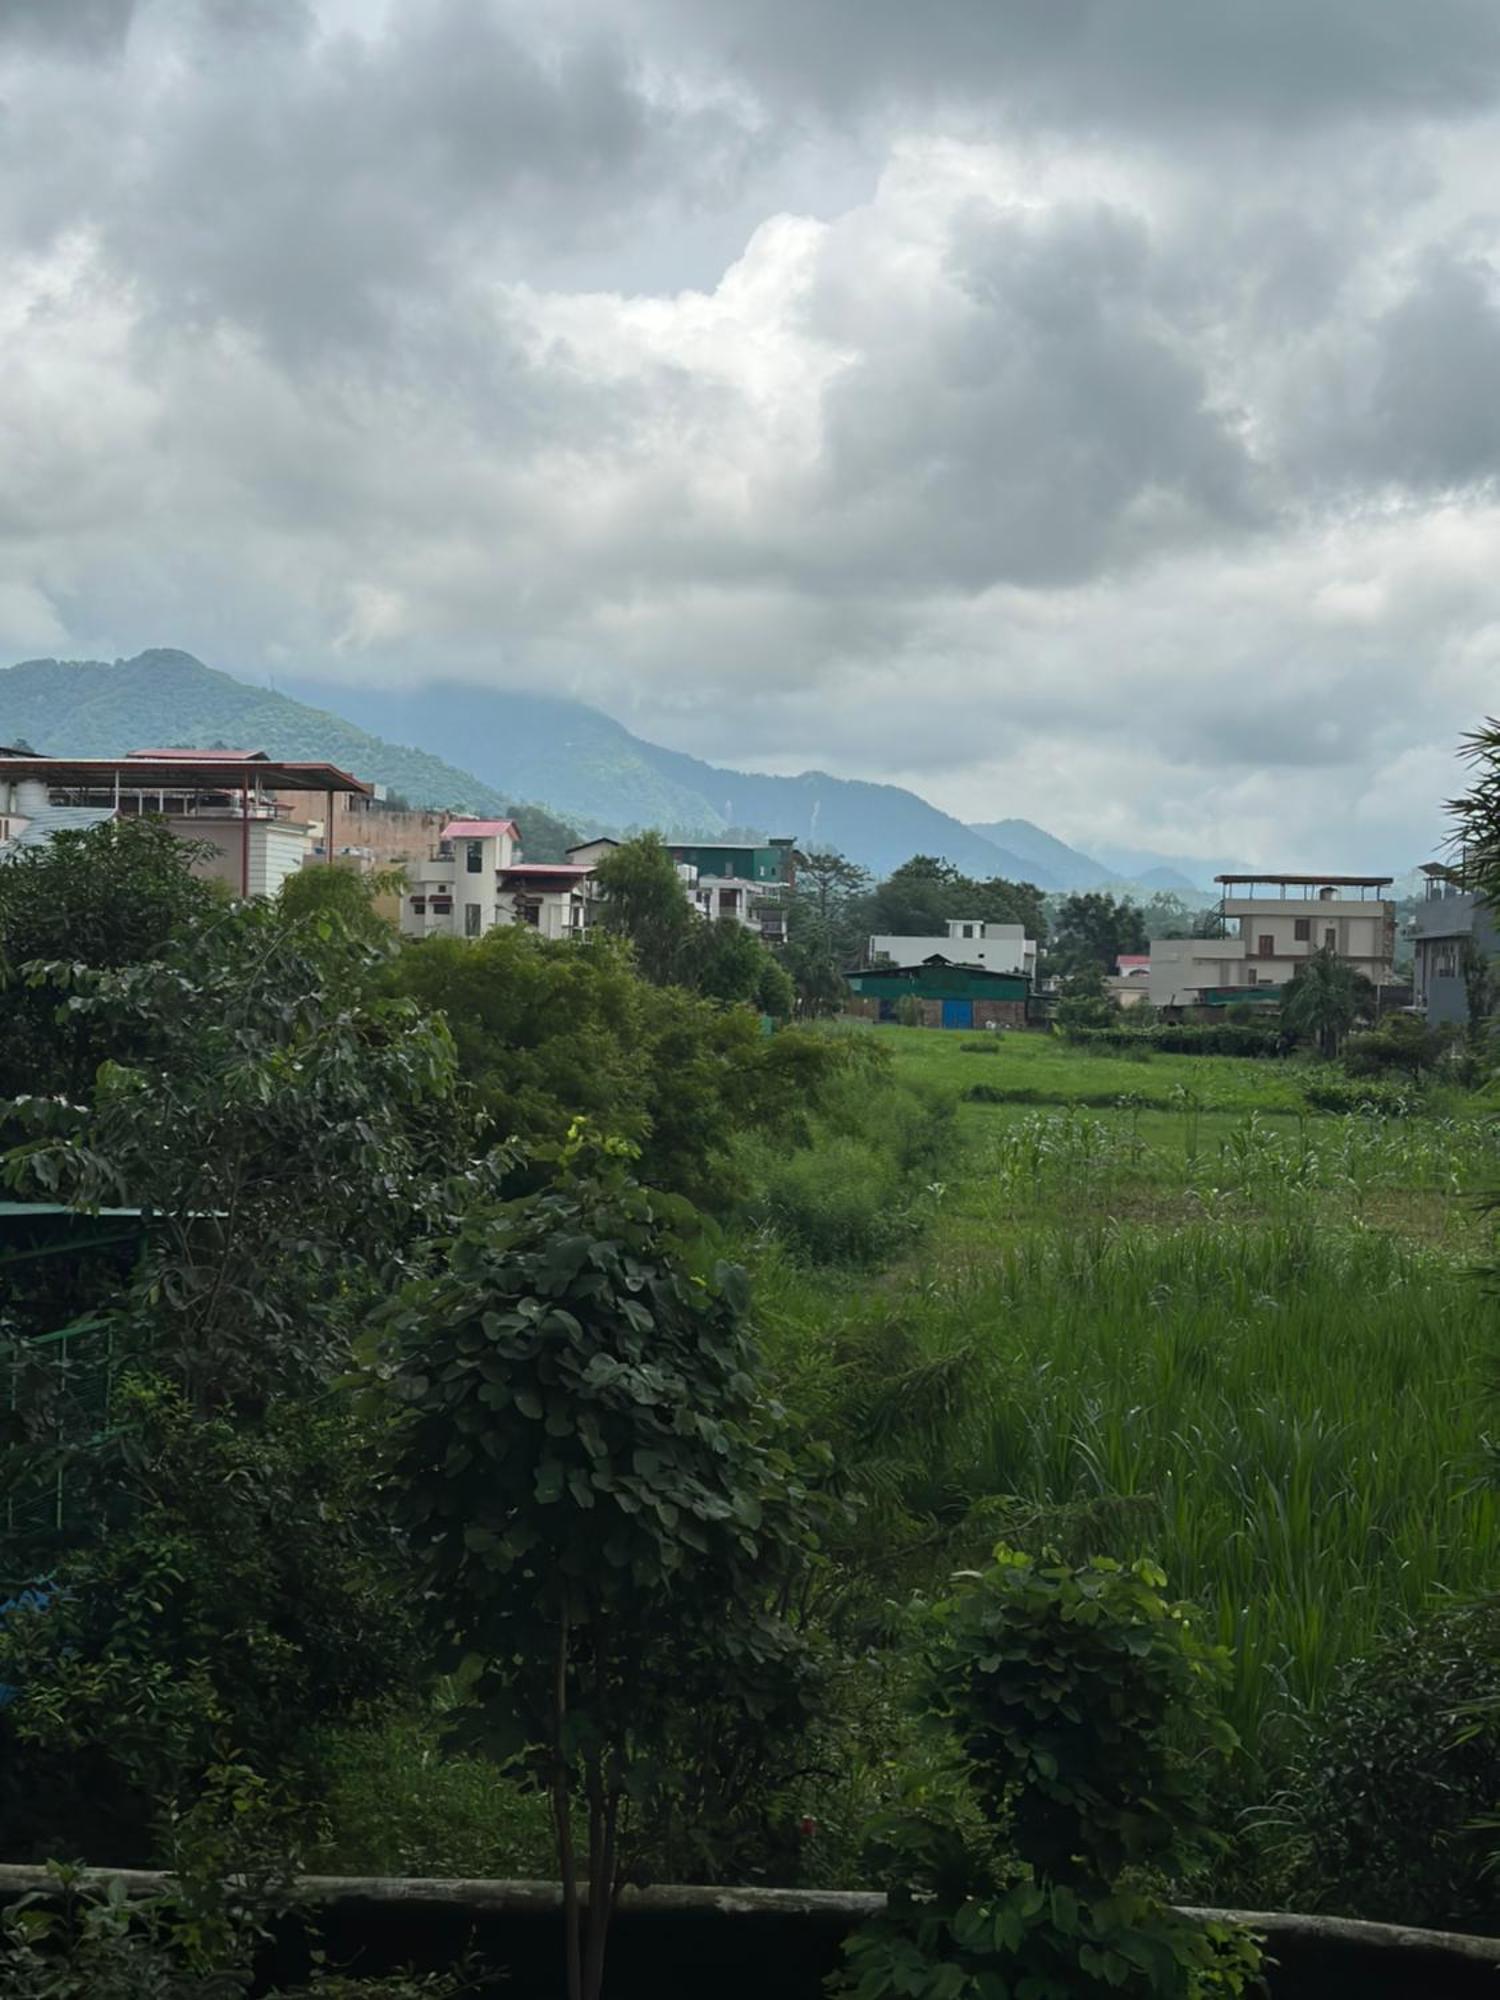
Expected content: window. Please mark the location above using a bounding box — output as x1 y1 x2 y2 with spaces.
1258 934 1275 958
1324 927 1336 951
1247 968 1258 986
464 902 482 937
1294 917 1311 941
466 840 483 873
722 889 740 912
962 923 975 938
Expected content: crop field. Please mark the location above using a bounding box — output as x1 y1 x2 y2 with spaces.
755 1025 1500 1785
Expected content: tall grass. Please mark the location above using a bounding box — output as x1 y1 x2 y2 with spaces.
767 1219 1496 1771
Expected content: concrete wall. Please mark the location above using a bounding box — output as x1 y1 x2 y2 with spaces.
845 995 1028 1029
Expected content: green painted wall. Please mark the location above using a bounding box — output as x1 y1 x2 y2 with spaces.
848 967 1029 1002
668 844 791 883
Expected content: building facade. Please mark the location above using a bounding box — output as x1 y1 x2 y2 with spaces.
1148 874 1395 1009
868 919 1037 980
844 958 1031 1029
665 839 795 943
1410 865 1499 1024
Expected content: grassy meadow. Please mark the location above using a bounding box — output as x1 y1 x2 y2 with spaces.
749 1025 1500 1787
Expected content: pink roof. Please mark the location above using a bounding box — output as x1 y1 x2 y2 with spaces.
441 818 519 840
500 863 592 878
129 747 267 761
1117 955 1151 970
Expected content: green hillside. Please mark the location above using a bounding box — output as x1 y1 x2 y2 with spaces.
0 650 517 819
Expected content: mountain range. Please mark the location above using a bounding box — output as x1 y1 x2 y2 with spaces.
0 649 1219 891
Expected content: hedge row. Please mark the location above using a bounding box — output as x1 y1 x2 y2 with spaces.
1066 1024 1285 1059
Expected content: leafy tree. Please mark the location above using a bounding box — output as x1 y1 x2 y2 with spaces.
839 1549 1261 1999
755 951 795 1021
377 1151 823 2000
0 1383 410 1863
385 927 845 1201
1052 892 1148 976
1280 946 1374 1059
679 914 772 1006
1053 963 1116 1035
0 819 218 1099
278 862 399 942
510 800 583 864
592 832 693 984
797 848 871 942
781 935 848 1019
866 857 1046 946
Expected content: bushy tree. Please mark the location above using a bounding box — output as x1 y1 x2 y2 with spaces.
867 857 1046 945
0 819 218 1099
377 1150 824 2000
840 1550 1260 1999
1052 892 1148 976
591 832 693 983
1280 946 1374 1059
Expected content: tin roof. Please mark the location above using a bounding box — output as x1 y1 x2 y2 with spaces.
0 755 371 795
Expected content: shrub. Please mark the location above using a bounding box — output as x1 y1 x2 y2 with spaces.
1069 1023 1284 1058
1288 1602 1500 1931
959 1038 1003 1055
746 1134 912 1267
1301 1076 1418 1116
838 1549 1262 1998
1343 1014 1451 1080
895 994 925 1028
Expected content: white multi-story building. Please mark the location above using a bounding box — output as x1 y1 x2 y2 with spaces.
868 919 1037 980
1148 873 1396 1008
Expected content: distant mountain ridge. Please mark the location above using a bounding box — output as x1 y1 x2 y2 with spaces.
282 676 1043 881
0 649 1220 890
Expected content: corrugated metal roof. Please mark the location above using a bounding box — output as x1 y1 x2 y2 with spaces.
0 805 117 858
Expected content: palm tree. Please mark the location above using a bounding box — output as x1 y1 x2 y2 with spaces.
1280 946 1374 1059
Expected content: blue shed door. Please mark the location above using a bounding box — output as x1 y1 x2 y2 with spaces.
941 999 973 1030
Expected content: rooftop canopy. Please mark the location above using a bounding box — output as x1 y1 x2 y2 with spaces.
0 755 372 796
441 817 519 840
1215 872 1393 889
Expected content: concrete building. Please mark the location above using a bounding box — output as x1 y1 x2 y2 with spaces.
665 839 796 943
0 749 373 896
1410 864 1499 1025
1148 874 1395 1009
845 957 1031 1029
868 919 1037 980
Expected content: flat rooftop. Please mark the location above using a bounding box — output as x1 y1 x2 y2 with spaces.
1215 873 1393 889
0 755 372 796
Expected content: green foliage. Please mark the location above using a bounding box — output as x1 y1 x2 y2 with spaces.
1300 1076 1418 1115
1053 965 1115 1035
1342 1011 1451 1079
680 913 773 1005
0 819 218 1099
838 1549 1261 1998
1286 1602 1500 1931
278 864 398 942
1280 947 1374 1058
895 994 925 1027
1052 892 1149 976
1067 1023 1285 1058
865 855 1047 946
591 831 694 984
2 895 473 1402
0 1382 411 1862
375 1151 825 2000
385 926 846 1203
756 951 796 1021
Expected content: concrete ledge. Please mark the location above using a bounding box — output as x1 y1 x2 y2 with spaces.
2 1868 1497 1996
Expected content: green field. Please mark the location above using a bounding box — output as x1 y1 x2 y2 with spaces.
754 1026 1500 1791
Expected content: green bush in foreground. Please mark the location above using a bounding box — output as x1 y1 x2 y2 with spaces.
838 1549 1262 1999
1287 1602 1500 1932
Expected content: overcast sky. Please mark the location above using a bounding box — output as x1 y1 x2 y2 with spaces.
6 0 1500 865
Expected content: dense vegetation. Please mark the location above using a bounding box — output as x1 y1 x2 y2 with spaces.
1 775 1497 1994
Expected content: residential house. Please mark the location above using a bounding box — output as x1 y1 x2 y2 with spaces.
868 919 1037 980
1410 863 1499 1024
665 839 796 943
1108 953 1153 1010
845 956 1031 1030
1148 874 1395 1010
0 749 373 895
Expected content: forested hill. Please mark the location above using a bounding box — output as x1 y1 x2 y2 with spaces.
0 651 520 819
285 674 1041 881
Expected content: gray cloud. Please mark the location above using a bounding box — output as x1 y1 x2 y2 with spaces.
0 0 1497 867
